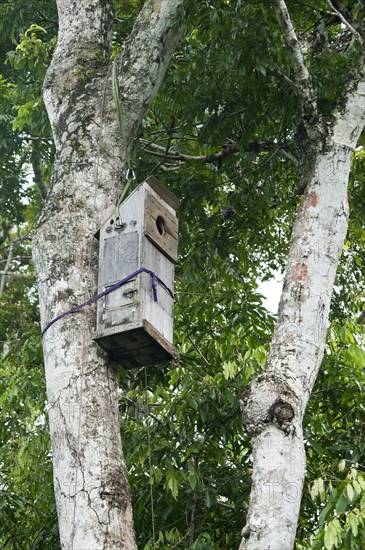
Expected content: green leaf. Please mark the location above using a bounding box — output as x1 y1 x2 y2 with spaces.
338 459 346 472
311 478 325 501
346 512 358 537
324 519 341 550
222 360 237 380
346 344 365 368
335 491 350 514
169 369 180 385
346 483 354 502
318 490 338 529
188 472 197 490
167 474 179 499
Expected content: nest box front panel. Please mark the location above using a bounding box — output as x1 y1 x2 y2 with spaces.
142 243 174 342
144 191 178 263
97 218 141 331
100 231 139 284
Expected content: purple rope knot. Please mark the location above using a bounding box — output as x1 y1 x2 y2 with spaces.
151 273 158 302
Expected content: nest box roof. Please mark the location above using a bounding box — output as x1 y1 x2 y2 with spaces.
135 175 181 211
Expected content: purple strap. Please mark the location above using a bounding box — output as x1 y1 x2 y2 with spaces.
41 267 174 337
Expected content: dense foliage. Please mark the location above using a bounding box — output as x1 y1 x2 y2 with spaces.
0 0 364 548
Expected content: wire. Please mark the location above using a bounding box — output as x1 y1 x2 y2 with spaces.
144 367 156 548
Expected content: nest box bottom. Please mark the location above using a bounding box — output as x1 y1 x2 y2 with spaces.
93 319 177 369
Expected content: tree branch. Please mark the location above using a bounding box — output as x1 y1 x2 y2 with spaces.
273 0 317 121
327 0 365 43
188 483 199 545
141 139 283 164
116 0 188 147
357 311 365 325
143 143 237 163
43 0 115 139
23 135 53 142
15 146 31 172
267 69 296 89
0 271 32 280
0 241 14 298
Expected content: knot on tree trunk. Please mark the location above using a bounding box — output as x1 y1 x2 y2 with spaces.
240 374 298 436
241 524 251 540
100 468 132 510
268 400 294 425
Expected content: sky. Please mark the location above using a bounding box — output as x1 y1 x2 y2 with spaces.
258 274 283 315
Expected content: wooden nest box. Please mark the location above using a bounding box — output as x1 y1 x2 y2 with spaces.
93 176 180 368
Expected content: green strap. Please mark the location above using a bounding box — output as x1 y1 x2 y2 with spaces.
112 61 128 164
115 169 135 213
112 61 136 213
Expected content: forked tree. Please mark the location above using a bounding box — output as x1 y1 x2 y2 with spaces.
30 0 365 548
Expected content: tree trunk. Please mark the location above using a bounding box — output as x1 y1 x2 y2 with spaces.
32 1 186 547
240 80 365 550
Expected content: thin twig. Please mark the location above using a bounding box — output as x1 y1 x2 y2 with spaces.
0 241 14 298
188 482 199 545
268 69 296 89
188 335 210 367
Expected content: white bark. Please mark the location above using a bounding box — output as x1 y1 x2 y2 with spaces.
240 79 365 550
273 0 317 123
0 240 14 297
32 1 187 548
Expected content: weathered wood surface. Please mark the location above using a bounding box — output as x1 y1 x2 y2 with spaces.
94 177 179 368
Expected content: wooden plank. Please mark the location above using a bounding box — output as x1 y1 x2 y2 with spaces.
142 319 177 358
142 239 174 341
144 192 178 262
145 192 178 238
144 176 181 211
100 231 139 286
113 331 154 351
93 319 177 368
